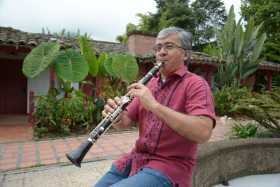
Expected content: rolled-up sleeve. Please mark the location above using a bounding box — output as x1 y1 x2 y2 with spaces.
185 79 216 127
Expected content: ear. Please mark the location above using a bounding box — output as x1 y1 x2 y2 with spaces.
183 51 189 61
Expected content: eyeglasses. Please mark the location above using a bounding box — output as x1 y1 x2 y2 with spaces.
153 42 185 53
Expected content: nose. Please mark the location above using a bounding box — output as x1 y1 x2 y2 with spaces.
157 47 167 57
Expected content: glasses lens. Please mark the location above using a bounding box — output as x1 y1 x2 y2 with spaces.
165 44 175 50
153 45 161 52
153 43 183 52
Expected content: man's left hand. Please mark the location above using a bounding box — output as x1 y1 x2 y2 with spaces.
127 83 159 111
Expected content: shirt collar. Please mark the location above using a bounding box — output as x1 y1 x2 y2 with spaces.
172 64 188 78
157 64 189 86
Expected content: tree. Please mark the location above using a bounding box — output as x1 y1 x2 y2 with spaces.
116 0 227 48
191 0 227 47
144 0 194 32
116 0 194 41
241 0 280 63
158 0 194 31
116 23 138 44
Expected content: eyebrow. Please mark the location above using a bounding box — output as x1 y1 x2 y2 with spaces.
155 42 178 46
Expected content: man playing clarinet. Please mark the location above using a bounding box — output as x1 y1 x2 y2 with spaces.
94 27 216 187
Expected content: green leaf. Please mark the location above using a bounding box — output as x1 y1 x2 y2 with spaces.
23 42 60 78
111 54 139 83
103 54 117 78
244 17 254 44
214 8 267 88
88 58 98 77
250 33 267 63
54 49 89 82
96 53 108 76
234 21 244 60
78 36 98 77
240 63 258 80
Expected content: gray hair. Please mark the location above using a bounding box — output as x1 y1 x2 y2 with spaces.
157 27 192 51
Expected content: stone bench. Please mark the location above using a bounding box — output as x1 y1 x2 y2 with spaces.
192 138 280 187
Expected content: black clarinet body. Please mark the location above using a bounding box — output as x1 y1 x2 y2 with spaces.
66 62 163 167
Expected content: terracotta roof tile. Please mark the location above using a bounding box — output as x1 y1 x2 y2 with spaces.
259 61 280 71
0 26 279 72
0 26 127 53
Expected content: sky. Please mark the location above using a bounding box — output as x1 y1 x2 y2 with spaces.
0 0 241 42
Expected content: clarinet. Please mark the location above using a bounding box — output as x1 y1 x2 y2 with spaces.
66 61 163 167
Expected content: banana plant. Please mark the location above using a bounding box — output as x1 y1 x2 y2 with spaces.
23 42 89 83
23 40 89 98
23 34 139 99
23 42 60 78
78 35 138 83
105 53 139 84
78 35 138 88
214 5 267 89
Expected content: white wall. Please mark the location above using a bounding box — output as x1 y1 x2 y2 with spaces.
26 69 80 113
27 69 50 113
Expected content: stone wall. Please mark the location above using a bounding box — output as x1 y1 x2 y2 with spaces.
127 33 156 56
193 138 280 187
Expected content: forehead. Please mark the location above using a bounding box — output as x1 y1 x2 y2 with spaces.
155 33 181 45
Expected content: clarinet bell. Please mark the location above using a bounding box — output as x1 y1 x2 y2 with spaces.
66 140 93 167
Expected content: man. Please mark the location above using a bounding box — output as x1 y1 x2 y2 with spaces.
94 27 216 187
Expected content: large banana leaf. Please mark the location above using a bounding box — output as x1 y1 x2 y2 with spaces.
78 36 98 77
111 54 139 84
54 49 89 82
96 53 108 77
103 54 117 78
22 42 60 78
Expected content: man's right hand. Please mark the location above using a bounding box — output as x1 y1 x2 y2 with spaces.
102 96 132 129
102 97 121 118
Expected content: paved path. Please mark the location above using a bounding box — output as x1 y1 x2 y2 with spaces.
0 132 137 171
1 159 113 187
0 117 233 187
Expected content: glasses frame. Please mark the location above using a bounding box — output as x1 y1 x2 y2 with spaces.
153 42 186 53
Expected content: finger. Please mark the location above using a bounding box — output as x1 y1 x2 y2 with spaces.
127 90 133 97
127 88 140 98
104 105 114 113
113 116 121 124
102 110 109 117
114 96 121 105
128 82 141 89
127 84 135 90
107 98 118 108
128 83 143 90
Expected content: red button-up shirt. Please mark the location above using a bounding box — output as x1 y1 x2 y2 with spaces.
114 64 216 187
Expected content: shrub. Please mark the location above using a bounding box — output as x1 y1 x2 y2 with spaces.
33 90 94 138
100 78 127 100
232 88 280 135
231 122 258 139
214 86 252 116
